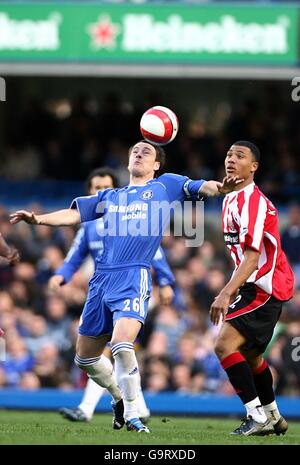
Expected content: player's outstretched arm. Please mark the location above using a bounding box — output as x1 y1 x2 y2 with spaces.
199 176 244 196
10 208 81 226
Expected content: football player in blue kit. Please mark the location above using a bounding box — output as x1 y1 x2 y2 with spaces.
48 167 174 423
10 140 242 433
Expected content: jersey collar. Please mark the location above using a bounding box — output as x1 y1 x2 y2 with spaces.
226 181 255 197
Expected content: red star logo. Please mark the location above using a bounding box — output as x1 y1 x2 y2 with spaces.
87 15 120 50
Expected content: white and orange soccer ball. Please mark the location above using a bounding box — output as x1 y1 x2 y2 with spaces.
140 106 178 145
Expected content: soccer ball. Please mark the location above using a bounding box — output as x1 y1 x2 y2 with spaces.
140 106 178 145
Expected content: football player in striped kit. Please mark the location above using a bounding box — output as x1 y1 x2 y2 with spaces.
210 141 294 437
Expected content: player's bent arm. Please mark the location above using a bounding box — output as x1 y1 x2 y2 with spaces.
10 208 81 226
219 248 260 298
210 248 259 325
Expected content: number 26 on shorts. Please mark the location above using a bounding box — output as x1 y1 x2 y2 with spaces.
123 298 140 313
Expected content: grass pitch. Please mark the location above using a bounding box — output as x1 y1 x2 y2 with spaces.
0 410 299 445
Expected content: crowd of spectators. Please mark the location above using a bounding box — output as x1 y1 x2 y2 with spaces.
0 200 299 397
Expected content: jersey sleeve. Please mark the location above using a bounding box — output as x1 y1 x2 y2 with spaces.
152 246 175 287
158 173 206 202
70 189 109 222
54 226 89 284
239 193 267 252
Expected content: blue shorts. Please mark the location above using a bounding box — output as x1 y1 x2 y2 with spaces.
78 266 152 337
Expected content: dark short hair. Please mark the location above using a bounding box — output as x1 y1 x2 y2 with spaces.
233 140 261 162
131 140 166 177
86 167 119 192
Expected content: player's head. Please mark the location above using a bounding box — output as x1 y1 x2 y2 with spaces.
128 140 166 179
225 140 260 181
86 167 119 195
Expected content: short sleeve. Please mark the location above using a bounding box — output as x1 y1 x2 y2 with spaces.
158 173 205 202
70 190 109 222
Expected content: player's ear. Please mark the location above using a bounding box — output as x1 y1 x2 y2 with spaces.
154 161 160 173
251 161 259 174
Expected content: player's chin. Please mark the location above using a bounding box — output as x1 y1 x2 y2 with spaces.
130 167 145 177
225 170 238 177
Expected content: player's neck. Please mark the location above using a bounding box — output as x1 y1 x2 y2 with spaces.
232 176 254 192
129 174 154 186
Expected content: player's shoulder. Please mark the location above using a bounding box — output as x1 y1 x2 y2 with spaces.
253 184 265 197
117 185 129 192
97 187 121 201
158 172 187 181
80 188 113 202
99 187 116 196
236 182 265 203
147 175 168 190
156 172 189 187
254 185 277 211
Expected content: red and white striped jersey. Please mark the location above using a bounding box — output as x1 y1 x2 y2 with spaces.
222 182 294 301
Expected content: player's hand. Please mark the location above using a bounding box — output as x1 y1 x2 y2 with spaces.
159 285 174 306
210 292 231 325
10 210 39 225
48 275 65 292
0 327 4 337
5 247 20 266
218 176 244 194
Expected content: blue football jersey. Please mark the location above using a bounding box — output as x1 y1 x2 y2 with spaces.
71 173 205 269
55 220 174 286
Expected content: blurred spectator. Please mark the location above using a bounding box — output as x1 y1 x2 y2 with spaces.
144 355 172 393
1 335 35 387
36 245 64 285
151 304 188 357
171 363 192 392
23 315 51 355
45 296 73 352
19 372 41 390
34 343 67 388
281 204 300 266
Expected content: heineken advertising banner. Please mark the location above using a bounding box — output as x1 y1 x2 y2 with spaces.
0 3 298 65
